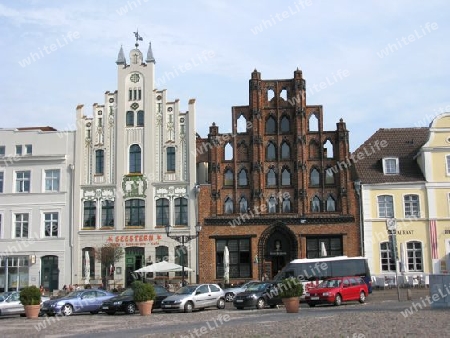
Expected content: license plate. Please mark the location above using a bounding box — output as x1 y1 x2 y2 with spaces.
311 297 319 300
236 299 243 303
102 306 109 310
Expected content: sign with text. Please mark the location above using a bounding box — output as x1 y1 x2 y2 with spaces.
106 234 162 246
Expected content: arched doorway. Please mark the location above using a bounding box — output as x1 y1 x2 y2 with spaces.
125 247 144 287
258 223 297 280
41 256 59 292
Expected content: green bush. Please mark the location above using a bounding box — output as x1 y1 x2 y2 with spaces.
19 285 42 305
131 281 156 302
277 277 303 298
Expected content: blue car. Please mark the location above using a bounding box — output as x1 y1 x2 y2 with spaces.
41 289 115 316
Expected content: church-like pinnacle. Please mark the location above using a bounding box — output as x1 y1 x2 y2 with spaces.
116 45 126 65
146 42 155 64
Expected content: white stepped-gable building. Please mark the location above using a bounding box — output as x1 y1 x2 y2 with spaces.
73 38 198 288
0 127 75 292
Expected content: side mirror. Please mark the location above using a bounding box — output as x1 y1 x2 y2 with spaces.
195 291 201 295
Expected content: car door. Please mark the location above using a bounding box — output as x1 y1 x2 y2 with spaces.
340 278 352 301
193 285 210 308
79 290 98 312
208 284 222 306
4 292 23 315
93 291 112 311
348 278 359 300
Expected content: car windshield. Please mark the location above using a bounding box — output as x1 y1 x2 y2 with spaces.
245 283 267 292
176 286 197 294
319 279 341 288
120 289 134 296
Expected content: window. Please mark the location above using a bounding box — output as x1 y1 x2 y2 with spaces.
266 142 276 161
224 169 233 186
310 168 320 186
15 213 29 238
137 111 144 126
44 212 58 237
281 142 290 160
25 144 32 155
101 200 114 227
0 146 5 156
282 197 291 212
380 242 396 272
265 116 276 134
326 195 336 211
126 111 134 126
404 194 420 218
306 236 342 258
281 168 290 186
280 116 290 133
129 144 141 173
268 196 277 213
16 171 30 193
216 238 251 278
325 168 335 184
383 158 399 174
175 197 188 225
167 147 175 171
155 246 169 277
378 195 394 218
156 198 169 226
447 155 450 175
407 241 423 271
267 168 276 186
239 197 247 213
16 145 22 156
224 197 233 214
45 170 60 192
238 169 248 186
95 150 104 175
83 201 96 228
0 172 3 193
224 143 233 161
311 196 321 212
125 199 145 226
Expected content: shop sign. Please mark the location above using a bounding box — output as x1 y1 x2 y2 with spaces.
106 234 162 246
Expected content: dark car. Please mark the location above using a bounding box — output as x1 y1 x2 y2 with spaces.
41 289 115 316
233 282 283 310
304 276 369 307
101 285 173 315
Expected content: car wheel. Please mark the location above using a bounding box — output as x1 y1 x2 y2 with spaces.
308 303 316 307
334 294 342 306
106 311 116 315
184 301 194 313
90 311 99 314
256 298 265 309
225 293 235 302
125 303 136 314
62 304 74 316
359 291 366 303
217 298 226 309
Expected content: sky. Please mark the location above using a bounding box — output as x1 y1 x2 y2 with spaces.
0 0 449 150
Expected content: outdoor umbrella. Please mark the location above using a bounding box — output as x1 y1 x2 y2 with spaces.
84 250 90 284
134 261 193 273
320 242 328 257
224 246 230 284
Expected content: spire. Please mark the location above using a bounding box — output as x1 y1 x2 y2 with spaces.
146 42 155 64
116 45 126 65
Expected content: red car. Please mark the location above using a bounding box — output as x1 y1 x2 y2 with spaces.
304 276 368 307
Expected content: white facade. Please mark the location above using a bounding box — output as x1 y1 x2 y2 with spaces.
0 127 75 292
73 40 198 288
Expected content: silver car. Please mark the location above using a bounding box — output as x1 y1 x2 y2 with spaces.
0 291 49 317
223 280 259 302
161 284 226 313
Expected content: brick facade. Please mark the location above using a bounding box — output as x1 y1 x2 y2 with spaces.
196 69 360 285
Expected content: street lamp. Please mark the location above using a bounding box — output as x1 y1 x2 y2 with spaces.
165 222 202 286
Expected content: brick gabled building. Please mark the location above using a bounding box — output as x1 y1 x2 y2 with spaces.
196 69 360 284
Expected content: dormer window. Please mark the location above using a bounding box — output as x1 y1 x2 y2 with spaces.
383 157 399 174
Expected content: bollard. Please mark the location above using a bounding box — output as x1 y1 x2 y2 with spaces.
406 288 412 301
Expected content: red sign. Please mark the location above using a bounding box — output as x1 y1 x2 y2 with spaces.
106 234 162 246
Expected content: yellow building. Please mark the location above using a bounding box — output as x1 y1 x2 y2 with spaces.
354 126 432 286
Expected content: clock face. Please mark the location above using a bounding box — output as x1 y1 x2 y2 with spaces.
386 218 396 230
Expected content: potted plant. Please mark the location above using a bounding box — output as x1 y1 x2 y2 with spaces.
131 281 156 316
278 277 303 313
19 285 42 319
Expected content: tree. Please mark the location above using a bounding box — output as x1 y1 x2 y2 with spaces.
94 243 124 284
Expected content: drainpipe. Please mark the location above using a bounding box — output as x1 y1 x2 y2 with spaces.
354 180 364 256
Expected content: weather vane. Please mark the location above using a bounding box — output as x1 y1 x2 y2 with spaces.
133 30 143 47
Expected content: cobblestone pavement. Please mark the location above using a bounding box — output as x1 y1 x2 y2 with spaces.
1 288 448 338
